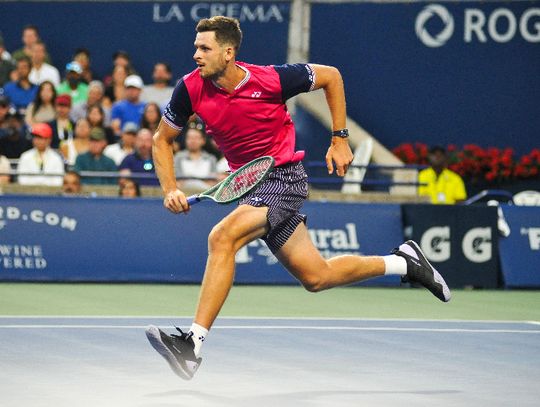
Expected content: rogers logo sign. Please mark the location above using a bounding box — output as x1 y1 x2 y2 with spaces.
416 4 540 47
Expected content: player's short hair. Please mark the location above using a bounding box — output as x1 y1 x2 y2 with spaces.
196 16 243 52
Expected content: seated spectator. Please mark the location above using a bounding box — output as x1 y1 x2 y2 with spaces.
56 61 88 105
103 50 134 87
73 48 93 84
48 94 75 149
2 56 38 115
29 41 60 86
86 104 115 144
25 80 57 126
111 75 146 135
17 123 64 186
119 128 157 185
418 145 467 204
140 102 161 134
141 62 174 107
174 124 217 190
119 178 141 198
12 25 52 63
0 36 15 87
61 170 82 195
0 108 32 159
104 121 137 166
73 127 117 184
61 117 91 166
71 80 111 125
103 65 128 107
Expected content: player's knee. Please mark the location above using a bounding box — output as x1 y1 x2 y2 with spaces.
208 223 234 252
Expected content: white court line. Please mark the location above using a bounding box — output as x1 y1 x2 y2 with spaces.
0 315 536 324
0 324 539 334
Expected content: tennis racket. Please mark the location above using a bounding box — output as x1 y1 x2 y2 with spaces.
186 156 275 206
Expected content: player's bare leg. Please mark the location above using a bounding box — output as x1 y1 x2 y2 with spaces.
194 204 269 329
146 204 269 380
275 222 386 291
276 222 451 301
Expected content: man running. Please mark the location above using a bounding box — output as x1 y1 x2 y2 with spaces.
146 16 451 380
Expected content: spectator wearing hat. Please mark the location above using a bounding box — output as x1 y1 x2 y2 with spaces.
418 145 467 204
56 61 88 105
29 41 60 87
0 106 32 159
119 128 157 185
12 25 52 64
0 36 15 87
73 127 117 184
48 94 75 149
17 122 64 186
104 121 137 166
110 74 146 135
2 56 38 115
141 62 174 107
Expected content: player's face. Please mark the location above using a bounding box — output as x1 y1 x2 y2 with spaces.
193 31 228 79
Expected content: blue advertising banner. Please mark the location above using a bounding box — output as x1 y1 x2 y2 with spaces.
402 204 499 288
310 1 539 155
499 205 540 287
0 196 403 286
0 1 290 83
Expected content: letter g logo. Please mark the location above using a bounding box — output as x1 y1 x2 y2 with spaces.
420 226 451 262
416 4 455 47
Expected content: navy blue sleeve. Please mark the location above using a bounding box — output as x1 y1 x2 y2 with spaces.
162 78 193 130
273 63 316 102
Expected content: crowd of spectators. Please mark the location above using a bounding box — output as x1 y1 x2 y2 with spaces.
0 24 228 196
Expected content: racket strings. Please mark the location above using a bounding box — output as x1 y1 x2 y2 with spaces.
215 159 272 202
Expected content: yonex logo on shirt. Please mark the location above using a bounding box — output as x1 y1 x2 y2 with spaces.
251 91 262 98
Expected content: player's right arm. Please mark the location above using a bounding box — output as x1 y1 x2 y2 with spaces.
153 119 189 214
154 77 194 213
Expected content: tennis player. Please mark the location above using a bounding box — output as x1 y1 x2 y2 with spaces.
146 16 451 380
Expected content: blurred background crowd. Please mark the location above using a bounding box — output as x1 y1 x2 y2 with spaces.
0 25 229 197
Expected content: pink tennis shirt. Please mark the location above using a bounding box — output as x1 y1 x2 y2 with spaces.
163 62 315 170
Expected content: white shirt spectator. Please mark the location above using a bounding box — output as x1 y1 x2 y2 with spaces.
17 147 64 186
29 63 60 86
141 85 174 108
174 150 217 190
104 143 130 166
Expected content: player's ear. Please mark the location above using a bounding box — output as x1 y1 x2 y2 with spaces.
224 46 235 62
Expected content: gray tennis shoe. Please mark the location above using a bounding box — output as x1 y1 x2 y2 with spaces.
145 325 202 380
392 240 452 302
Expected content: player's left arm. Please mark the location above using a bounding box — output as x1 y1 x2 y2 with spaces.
310 64 353 177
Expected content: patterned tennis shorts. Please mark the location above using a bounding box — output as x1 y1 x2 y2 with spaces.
238 161 308 253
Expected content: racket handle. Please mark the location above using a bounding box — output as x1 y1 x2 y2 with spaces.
187 195 201 205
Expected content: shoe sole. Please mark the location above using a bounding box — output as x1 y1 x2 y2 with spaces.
406 240 451 302
145 325 196 380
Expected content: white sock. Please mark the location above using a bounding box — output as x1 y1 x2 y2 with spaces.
383 255 407 276
189 322 208 357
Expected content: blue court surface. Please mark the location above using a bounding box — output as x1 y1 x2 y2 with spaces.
1 316 539 407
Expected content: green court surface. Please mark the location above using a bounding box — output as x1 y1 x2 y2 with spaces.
1 283 539 321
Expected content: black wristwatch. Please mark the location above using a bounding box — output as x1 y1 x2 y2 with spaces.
332 129 349 138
